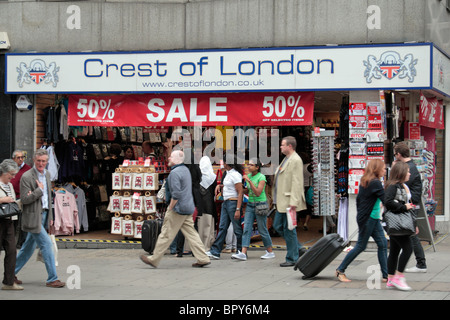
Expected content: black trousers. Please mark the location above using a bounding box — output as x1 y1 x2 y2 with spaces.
388 235 413 274
0 219 17 286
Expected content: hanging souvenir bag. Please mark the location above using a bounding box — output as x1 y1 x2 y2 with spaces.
112 172 122 190
132 173 144 190
111 214 123 234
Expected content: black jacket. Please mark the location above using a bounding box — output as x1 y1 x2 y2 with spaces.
384 183 409 213
356 179 385 229
405 160 422 205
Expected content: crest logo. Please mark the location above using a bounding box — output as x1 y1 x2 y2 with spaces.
16 59 60 88
363 51 417 83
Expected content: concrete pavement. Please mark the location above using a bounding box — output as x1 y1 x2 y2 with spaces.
1 233 449 303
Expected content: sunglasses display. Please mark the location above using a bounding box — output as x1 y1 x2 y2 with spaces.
311 130 336 217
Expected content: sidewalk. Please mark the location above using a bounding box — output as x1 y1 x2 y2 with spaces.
1 232 448 302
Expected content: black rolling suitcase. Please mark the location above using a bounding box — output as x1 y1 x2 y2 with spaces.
141 219 163 254
294 231 356 279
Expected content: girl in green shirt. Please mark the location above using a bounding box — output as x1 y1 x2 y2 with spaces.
231 159 274 261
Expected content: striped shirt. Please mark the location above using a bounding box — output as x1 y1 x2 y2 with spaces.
0 182 13 197
0 182 17 220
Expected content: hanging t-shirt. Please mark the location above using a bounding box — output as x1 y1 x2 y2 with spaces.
247 172 267 202
222 168 242 200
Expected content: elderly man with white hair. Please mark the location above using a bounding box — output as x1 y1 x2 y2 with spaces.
140 150 211 268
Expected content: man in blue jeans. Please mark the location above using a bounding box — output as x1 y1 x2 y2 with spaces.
273 136 307 267
15 149 65 288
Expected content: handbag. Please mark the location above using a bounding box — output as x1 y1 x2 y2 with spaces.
248 173 270 216
0 201 21 218
384 210 415 236
255 201 270 216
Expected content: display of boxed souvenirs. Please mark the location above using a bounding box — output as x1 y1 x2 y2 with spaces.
107 163 162 238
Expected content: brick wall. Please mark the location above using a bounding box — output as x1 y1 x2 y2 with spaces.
35 94 58 150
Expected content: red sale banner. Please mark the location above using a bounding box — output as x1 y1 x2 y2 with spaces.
419 94 444 130
68 92 314 127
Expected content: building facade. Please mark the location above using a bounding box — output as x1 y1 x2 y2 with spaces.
1 0 449 236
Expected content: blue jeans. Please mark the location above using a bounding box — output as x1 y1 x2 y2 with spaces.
242 203 273 249
337 217 388 279
209 200 242 257
15 210 58 283
273 210 300 263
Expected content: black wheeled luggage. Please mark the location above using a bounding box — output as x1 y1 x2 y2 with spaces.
294 232 354 279
141 219 163 254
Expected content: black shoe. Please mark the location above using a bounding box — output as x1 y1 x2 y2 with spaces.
280 262 295 267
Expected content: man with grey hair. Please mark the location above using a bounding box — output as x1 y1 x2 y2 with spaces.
140 150 211 268
14 149 65 288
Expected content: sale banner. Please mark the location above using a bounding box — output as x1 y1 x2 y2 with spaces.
419 94 444 129
68 92 314 127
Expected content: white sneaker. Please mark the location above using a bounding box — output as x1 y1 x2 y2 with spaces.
206 251 220 260
261 251 275 259
405 266 427 273
2 283 24 290
231 251 247 261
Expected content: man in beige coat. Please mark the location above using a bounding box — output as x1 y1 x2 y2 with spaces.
273 136 307 267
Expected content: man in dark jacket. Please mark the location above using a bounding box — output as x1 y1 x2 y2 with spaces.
15 149 65 288
140 150 210 268
394 142 427 273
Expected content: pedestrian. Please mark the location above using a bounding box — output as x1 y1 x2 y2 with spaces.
393 141 427 273
10 150 32 247
206 157 244 260
272 136 307 267
0 159 23 290
385 161 416 291
335 159 387 282
140 150 210 268
123 145 135 161
15 149 65 288
232 158 275 261
142 140 156 159
299 152 312 231
10 150 31 198
197 155 217 251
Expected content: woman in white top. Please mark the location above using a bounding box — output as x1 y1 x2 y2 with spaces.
0 159 23 290
206 158 243 260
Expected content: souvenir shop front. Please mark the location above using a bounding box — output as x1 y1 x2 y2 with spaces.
5 42 450 245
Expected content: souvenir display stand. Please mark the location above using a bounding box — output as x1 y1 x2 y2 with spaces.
311 130 336 235
108 164 166 239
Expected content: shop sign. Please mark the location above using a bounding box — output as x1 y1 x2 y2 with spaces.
432 46 450 97
6 43 432 94
408 122 421 140
419 94 444 130
67 92 314 127
366 142 384 156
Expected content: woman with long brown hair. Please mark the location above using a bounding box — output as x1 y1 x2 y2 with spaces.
384 161 416 291
335 159 387 282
